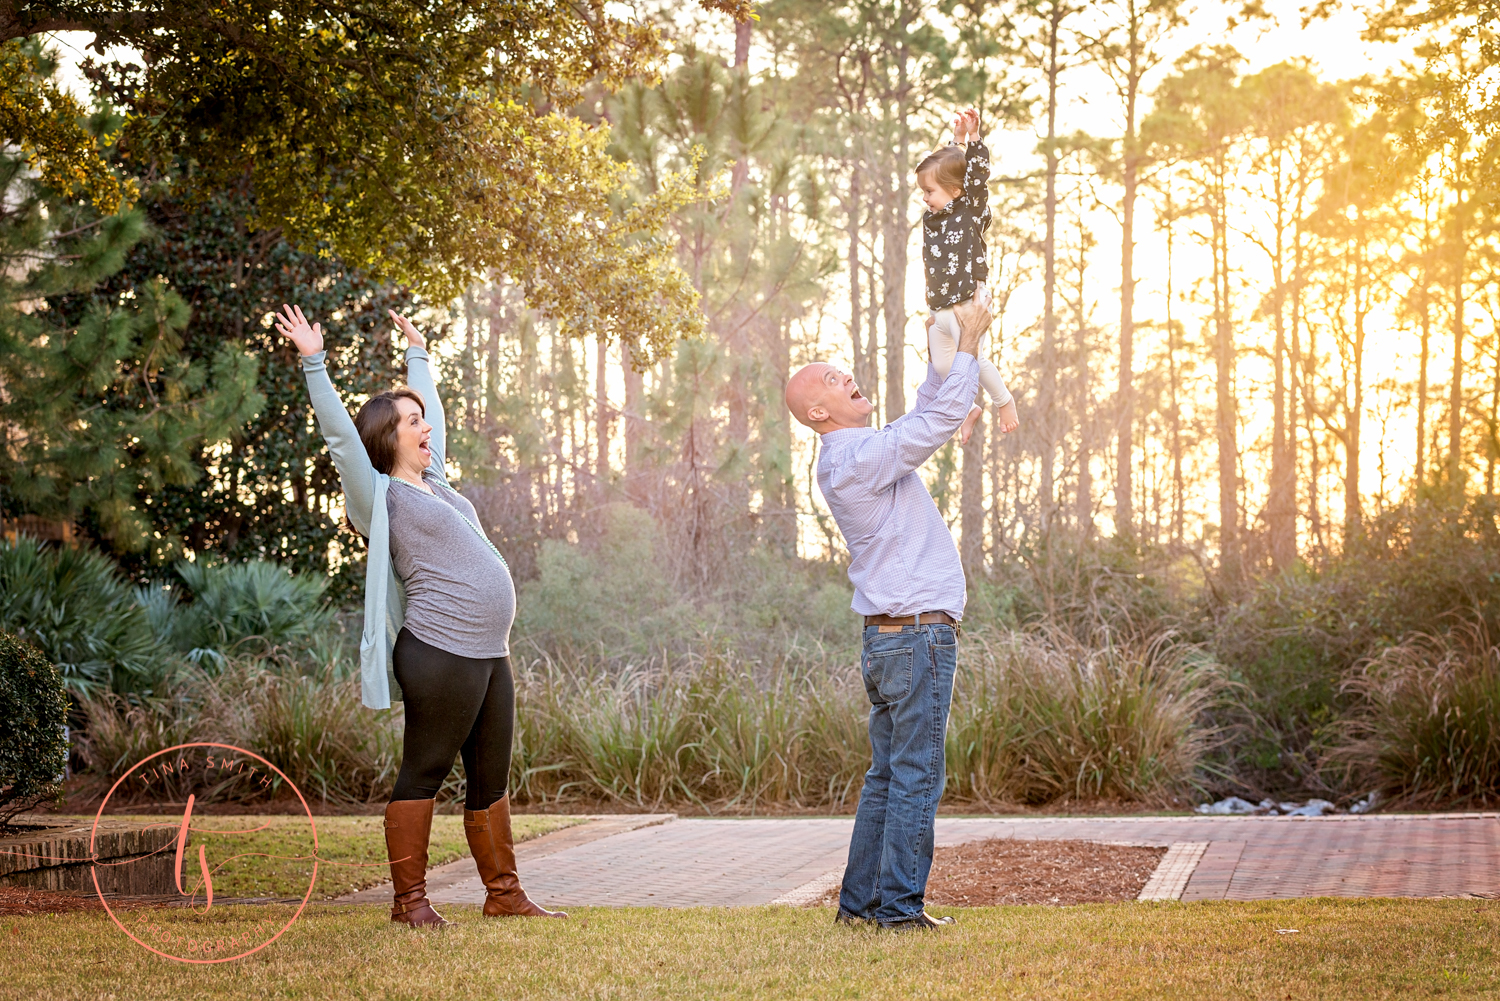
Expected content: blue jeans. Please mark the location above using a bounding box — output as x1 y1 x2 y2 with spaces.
838 622 957 923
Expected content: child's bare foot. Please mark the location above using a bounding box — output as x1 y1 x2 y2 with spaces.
993 399 1019 434
957 404 982 445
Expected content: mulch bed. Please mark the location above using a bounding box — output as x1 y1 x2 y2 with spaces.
821 838 1167 907
0 887 180 917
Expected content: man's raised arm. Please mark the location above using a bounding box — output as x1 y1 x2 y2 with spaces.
833 301 992 493
908 297 991 415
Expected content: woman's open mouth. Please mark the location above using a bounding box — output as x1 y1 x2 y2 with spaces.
851 388 863 400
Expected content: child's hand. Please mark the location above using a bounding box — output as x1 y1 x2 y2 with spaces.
951 111 965 145
962 108 982 143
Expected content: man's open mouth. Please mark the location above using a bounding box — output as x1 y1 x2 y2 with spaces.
851 388 863 400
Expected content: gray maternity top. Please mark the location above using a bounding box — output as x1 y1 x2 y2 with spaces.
386 472 515 659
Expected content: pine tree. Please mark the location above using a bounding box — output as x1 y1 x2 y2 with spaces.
0 98 261 558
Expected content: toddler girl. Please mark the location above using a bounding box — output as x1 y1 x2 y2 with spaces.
917 108 1019 442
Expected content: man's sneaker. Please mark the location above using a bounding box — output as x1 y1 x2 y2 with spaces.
877 911 956 931
834 907 875 927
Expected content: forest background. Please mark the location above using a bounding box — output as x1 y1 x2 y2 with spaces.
3 0 1500 815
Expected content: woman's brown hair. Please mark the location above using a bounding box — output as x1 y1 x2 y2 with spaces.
344 388 426 539
354 387 427 475
915 145 965 196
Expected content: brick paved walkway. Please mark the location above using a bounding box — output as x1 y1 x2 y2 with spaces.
387 812 1499 910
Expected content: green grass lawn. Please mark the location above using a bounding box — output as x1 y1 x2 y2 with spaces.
6 898 1498 1000
53 813 584 900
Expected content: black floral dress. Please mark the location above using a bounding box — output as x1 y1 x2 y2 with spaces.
922 139 991 312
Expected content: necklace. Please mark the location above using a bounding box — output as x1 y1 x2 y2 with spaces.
392 473 433 494
389 474 509 572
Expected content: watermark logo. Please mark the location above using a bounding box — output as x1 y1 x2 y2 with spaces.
92 743 320 964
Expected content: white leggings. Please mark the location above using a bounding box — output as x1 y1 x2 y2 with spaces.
929 299 1012 408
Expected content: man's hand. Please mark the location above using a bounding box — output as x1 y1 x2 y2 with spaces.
953 297 993 357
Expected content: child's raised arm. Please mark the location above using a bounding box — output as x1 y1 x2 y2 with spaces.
962 113 990 216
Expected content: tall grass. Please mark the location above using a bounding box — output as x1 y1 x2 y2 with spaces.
947 629 1222 806
1335 621 1500 806
77 627 1220 811
78 652 401 806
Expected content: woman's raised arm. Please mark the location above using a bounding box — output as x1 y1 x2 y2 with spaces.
274 304 377 535
388 309 448 478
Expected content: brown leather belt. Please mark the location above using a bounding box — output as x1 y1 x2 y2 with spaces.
864 611 959 630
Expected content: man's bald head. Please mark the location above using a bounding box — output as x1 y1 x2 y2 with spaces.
785 362 874 434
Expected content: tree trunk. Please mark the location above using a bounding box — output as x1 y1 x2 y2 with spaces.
1211 158 1239 580
866 260 881 427
1417 283 1431 485
1448 143 1468 485
961 413 986 579
595 337 610 494
766 317 796 552
848 168 870 400
1039 2 1064 529
1345 245 1365 540
1115 46 1139 539
1163 186 1184 545
622 340 644 483
1267 155 1295 572
1489 340 1500 496
1074 216 1093 533
882 5 910 421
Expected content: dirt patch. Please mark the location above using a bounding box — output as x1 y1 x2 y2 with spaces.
820 838 1167 907
0 887 188 917
2 887 102 916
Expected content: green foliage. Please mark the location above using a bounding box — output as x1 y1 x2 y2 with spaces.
0 536 157 695
147 561 334 665
78 654 400 806
1212 499 1500 795
65 0 743 352
0 630 70 822
0 79 262 555
1335 622 1500 807
514 503 854 661
0 39 131 213
77 623 1219 812
89 184 413 582
946 629 1222 806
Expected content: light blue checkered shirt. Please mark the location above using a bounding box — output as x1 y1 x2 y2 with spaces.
816 353 979 620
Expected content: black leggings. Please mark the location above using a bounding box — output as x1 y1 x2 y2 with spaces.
390 628 514 811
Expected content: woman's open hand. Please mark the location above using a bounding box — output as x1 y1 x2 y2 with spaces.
389 309 425 351
274 304 323 357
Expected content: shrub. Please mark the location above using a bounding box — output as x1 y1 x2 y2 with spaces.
1334 621 1500 807
76 621 1221 812
0 536 157 694
1210 497 1500 798
160 560 335 662
946 628 1222 806
77 649 398 806
0 630 70 822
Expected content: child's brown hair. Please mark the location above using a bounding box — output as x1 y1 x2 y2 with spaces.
915 145 965 195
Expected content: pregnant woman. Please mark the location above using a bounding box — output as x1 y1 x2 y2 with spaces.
274 303 563 927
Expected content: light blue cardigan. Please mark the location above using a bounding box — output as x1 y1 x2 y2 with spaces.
301 346 448 710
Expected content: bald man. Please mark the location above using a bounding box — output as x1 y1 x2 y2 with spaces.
786 297 991 931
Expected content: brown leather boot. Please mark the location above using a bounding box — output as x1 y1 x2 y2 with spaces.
384 798 449 927
464 794 567 918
